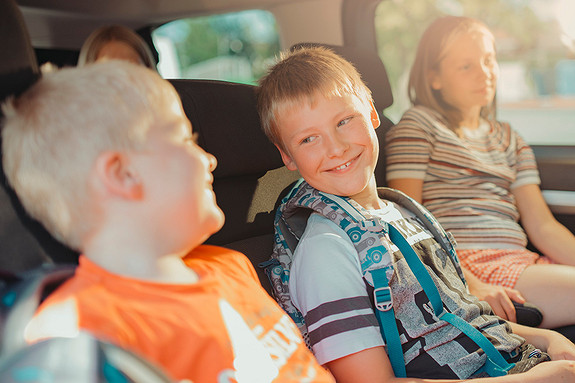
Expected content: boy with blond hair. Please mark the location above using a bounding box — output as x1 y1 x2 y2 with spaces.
257 46 575 382
1 60 334 383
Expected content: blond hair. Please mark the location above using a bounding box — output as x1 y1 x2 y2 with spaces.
1 61 177 250
78 25 157 70
408 16 496 130
257 46 373 151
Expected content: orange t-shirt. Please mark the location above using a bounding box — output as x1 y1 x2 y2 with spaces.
32 245 333 383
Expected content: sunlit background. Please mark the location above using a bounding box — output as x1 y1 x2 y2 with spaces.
152 0 575 145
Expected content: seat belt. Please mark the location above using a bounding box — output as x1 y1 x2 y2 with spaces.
370 223 515 378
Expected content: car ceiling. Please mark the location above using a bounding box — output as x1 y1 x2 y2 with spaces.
17 0 313 49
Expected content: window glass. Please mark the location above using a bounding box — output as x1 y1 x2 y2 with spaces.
152 10 280 84
375 0 575 145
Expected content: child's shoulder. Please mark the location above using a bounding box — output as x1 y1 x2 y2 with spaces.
304 212 348 237
401 105 443 123
390 105 446 138
184 245 256 277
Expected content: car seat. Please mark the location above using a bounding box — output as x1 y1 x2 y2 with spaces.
0 0 79 273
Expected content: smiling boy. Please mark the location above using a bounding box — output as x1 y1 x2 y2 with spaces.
257 46 575 382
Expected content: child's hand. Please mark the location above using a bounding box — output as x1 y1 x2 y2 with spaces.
469 279 525 322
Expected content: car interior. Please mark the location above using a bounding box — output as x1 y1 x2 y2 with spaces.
1 0 575 380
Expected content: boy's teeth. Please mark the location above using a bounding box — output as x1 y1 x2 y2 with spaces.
335 161 351 171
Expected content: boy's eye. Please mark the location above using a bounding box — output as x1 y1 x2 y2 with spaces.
301 136 316 144
337 117 352 127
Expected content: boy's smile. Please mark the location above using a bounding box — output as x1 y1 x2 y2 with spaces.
277 93 382 209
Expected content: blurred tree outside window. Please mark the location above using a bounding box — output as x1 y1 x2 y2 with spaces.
375 0 575 145
152 10 280 85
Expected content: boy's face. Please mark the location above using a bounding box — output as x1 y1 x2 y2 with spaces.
276 92 380 203
135 96 224 252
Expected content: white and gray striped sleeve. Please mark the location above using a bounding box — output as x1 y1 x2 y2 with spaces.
289 213 385 365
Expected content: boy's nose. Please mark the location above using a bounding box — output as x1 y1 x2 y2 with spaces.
202 149 218 172
325 134 349 157
206 152 217 172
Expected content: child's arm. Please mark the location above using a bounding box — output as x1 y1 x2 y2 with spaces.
513 184 575 266
509 322 575 361
326 344 575 383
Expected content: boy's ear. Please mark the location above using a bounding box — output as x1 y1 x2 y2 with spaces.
369 100 380 129
276 145 298 171
95 151 143 200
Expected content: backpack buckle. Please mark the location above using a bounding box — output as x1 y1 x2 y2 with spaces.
374 286 393 311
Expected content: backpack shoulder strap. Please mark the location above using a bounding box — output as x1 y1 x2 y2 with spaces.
262 179 395 343
377 187 466 284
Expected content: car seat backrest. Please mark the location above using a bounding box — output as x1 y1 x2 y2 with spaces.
0 0 39 103
0 0 79 274
291 42 395 186
169 79 300 295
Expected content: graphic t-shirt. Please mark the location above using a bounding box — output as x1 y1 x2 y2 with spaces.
289 201 524 379
28 245 334 383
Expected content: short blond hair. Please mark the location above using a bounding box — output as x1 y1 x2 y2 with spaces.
408 16 496 130
1 61 177 250
257 46 373 151
78 25 157 71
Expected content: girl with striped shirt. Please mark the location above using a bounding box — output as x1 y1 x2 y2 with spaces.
385 16 575 330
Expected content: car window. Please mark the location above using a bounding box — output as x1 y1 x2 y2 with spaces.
375 0 575 146
152 9 280 84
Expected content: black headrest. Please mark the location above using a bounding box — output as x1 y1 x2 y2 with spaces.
169 79 283 178
290 43 394 113
0 0 40 103
0 0 78 270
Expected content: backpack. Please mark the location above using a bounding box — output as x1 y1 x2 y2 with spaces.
262 179 514 378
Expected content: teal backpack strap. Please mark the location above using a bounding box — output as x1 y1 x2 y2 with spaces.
369 267 407 378
386 223 514 376
378 187 466 284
